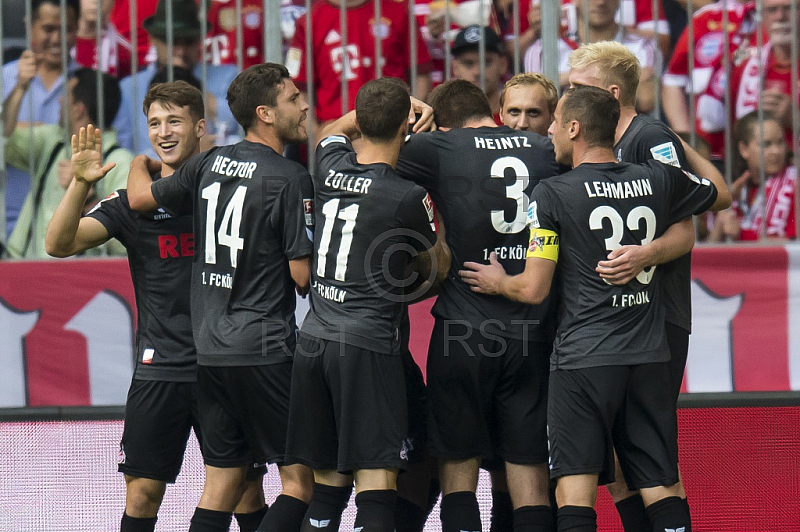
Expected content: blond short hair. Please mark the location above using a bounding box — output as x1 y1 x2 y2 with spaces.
569 41 640 107
499 73 558 114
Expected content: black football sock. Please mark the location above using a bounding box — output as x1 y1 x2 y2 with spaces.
490 489 514 532
234 505 268 532
440 491 482 532
257 494 308 532
615 494 651 532
120 513 157 532
426 479 442 515
353 489 397 532
557 505 596 532
681 498 691 520
299 483 352 532
395 495 429 532
645 496 691 532
514 505 554 532
188 507 232 532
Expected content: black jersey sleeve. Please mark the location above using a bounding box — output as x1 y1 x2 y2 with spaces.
655 162 719 223
271 173 314 260
636 124 689 169
396 133 440 187
528 182 561 233
316 135 354 168
151 152 205 216
84 189 137 246
396 186 437 252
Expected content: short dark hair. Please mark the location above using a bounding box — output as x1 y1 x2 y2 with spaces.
71 68 122 125
355 77 410 142
143 80 205 122
427 79 492 129
149 66 202 91
227 62 291 132
32 0 79 20
560 86 619 149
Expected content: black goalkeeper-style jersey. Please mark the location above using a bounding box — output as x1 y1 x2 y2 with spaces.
614 114 693 333
152 140 313 366
300 136 437 355
86 185 195 382
528 160 717 370
396 126 560 340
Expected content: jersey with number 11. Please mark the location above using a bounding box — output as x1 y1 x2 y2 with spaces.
151 140 313 366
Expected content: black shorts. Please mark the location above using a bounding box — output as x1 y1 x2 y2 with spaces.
426 319 550 464
118 379 200 483
285 335 409 473
403 349 428 464
665 322 689 408
548 364 679 489
197 363 292 469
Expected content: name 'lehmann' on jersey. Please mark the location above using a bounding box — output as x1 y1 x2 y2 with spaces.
584 178 653 199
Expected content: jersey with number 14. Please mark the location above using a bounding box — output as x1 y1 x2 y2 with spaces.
528 161 717 370
151 141 313 366
397 126 560 340
301 136 436 355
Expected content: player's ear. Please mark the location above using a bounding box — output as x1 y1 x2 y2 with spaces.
608 84 621 101
567 119 579 140
195 118 207 139
256 105 274 125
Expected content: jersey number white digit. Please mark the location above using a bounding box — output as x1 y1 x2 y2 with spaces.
201 183 248 268
317 198 360 281
491 156 530 234
588 205 657 284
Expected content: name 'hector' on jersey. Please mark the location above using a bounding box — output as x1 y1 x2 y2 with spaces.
210 154 258 179
584 178 653 199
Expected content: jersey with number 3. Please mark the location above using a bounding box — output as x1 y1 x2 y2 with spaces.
301 136 437 355
529 161 717 369
151 140 313 366
396 126 560 340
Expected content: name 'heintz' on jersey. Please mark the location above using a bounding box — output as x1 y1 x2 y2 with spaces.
396 125 560 341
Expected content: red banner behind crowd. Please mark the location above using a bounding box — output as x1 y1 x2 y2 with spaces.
1 244 799 407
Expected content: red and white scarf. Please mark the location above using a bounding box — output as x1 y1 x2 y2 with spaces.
737 165 797 240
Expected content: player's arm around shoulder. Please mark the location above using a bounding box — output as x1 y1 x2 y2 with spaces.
126 154 163 212
679 137 732 211
46 126 112 257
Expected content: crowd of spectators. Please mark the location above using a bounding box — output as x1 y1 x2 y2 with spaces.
1 0 798 257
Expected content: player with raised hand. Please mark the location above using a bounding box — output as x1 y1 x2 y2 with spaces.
460 85 719 532
45 82 268 532
284 77 447 532
125 63 315 532
396 79 560 532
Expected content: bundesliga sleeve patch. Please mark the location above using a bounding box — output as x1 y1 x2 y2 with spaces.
650 142 680 167
682 169 711 186
527 200 540 228
86 191 119 215
527 228 559 262
320 135 347 148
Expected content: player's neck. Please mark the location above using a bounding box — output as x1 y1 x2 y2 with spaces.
579 23 618 44
572 145 617 167
462 116 498 128
244 129 284 155
161 164 176 177
616 107 637 144
357 138 402 168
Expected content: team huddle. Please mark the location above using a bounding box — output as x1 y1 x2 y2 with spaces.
45 41 731 532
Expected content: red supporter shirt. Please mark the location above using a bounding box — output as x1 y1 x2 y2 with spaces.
663 0 757 158
206 0 267 68
287 0 433 123
561 0 667 37
74 0 158 77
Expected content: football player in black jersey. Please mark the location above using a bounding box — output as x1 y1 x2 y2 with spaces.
396 79 560 532
567 41 731 530
45 82 267 532
461 86 721 532
126 63 315 532
285 78 447 532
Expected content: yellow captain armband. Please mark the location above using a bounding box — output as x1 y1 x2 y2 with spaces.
527 228 560 262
